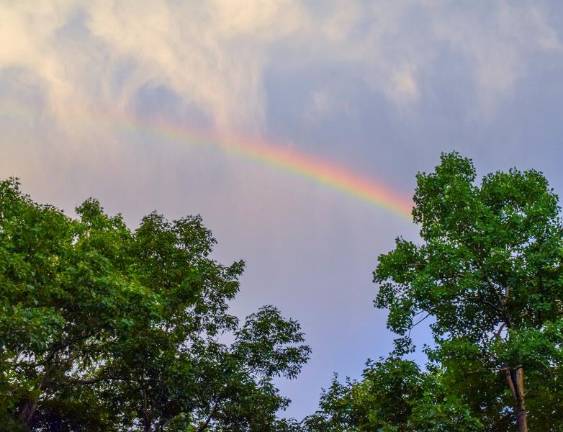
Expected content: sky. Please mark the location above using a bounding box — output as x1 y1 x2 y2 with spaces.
1 0 562 420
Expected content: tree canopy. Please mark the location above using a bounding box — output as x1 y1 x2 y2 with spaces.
0 178 310 431
305 153 562 432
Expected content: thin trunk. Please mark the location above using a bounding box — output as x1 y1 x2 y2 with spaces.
504 366 528 432
19 399 38 431
142 388 152 432
19 367 53 430
196 401 218 432
19 336 89 430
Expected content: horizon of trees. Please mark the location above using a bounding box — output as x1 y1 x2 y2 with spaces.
1 152 561 431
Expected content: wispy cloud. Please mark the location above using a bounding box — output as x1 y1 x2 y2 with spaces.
1 1 560 136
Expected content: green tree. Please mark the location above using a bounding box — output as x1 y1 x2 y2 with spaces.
0 178 310 431
374 153 562 432
302 358 482 432
303 358 424 431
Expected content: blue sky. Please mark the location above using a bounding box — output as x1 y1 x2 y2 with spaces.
1 1 562 419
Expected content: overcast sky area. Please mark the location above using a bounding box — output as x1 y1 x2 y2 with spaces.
1 0 562 419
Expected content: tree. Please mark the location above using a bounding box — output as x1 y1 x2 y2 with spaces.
374 153 562 432
0 178 310 431
302 357 425 431
302 358 483 432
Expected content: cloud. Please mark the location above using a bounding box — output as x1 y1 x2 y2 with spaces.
427 1 562 113
0 1 310 134
1 1 560 137
85 1 309 131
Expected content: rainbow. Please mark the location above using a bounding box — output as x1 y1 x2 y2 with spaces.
1 103 413 219
95 109 414 220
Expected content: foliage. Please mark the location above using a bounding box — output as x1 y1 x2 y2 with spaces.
303 357 423 431
373 152 561 431
0 178 310 431
306 152 561 432
302 358 483 432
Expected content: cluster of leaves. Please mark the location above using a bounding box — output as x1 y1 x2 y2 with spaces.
304 153 561 431
0 178 310 431
302 357 485 432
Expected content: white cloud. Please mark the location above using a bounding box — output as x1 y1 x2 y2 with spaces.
0 1 560 135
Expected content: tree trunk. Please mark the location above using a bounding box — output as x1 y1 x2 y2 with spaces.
19 398 38 431
142 388 152 432
504 366 528 432
19 369 52 430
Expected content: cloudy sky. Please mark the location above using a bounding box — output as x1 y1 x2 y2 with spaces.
1 0 562 419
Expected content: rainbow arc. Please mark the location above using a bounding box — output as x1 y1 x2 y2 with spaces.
104 110 413 219
4 103 413 219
